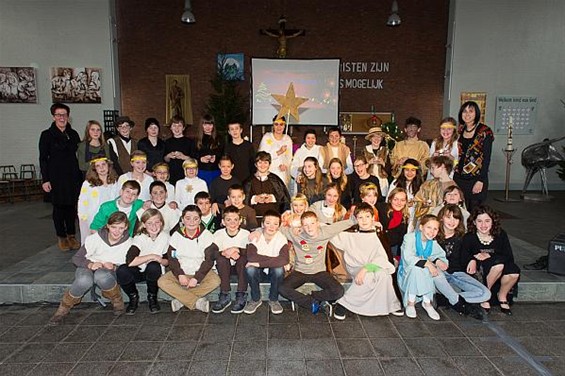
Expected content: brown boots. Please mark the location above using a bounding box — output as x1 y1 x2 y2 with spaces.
57 237 70 251
57 235 80 251
49 290 81 325
102 284 126 316
67 235 81 250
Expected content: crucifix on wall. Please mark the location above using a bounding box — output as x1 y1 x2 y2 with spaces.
260 16 305 59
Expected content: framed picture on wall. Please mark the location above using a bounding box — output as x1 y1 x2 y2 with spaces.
50 67 101 103
339 112 395 134
217 53 244 81
0 67 37 103
166 74 193 125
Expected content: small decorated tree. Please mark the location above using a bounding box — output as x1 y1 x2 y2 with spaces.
205 55 248 139
382 120 403 150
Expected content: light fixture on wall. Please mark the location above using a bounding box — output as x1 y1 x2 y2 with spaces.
386 0 401 27
181 0 196 24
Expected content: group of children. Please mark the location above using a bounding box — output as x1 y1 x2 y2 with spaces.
50 111 512 325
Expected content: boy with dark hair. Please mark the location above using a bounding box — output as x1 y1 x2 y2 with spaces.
390 116 430 177
210 155 241 215
91 180 144 237
137 181 181 233
211 206 250 314
227 184 258 231
244 210 290 315
224 122 255 183
195 191 221 233
158 205 220 313
243 151 290 218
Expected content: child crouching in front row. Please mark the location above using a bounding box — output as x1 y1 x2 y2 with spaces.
244 210 290 315
158 205 220 313
330 203 403 320
397 214 448 320
50 212 132 324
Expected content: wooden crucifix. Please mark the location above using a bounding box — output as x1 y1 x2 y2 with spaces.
260 16 305 59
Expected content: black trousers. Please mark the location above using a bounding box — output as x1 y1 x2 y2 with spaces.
279 271 344 309
454 174 488 214
53 204 76 237
116 262 162 295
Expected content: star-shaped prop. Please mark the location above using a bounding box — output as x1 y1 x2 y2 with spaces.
271 82 308 122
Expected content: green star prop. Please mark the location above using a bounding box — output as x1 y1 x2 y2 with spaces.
271 82 309 122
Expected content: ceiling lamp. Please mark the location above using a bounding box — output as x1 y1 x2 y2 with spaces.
181 0 196 24
387 0 401 27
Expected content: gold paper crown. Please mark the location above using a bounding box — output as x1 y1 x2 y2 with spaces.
402 163 419 170
130 155 147 162
182 160 198 169
89 156 109 164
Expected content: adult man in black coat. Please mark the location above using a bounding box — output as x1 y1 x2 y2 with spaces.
39 102 82 251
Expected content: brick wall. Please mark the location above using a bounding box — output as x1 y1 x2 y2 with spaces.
117 0 449 146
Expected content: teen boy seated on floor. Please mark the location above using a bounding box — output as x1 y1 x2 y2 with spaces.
269 211 356 315
158 204 220 313
244 210 290 315
91 180 144 237
244 151 290 221
211 206 250 314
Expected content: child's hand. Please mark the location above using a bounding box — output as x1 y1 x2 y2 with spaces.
231 251 240 261
354 268 367 285
279 164 287 172
426 261 438 277
209 155 216 163
168 201 178 210
474 252 490 261
211 203 220 216
435 259 448 271
89 262 103 270
178 275 190 286
188 278 198 288
466 260 477 274
142 200 152 210
102 262 115 270
246 262 260 268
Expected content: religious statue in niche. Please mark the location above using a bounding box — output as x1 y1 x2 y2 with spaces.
260 16 305 58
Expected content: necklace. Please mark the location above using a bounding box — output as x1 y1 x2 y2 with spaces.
477 233 493 245
464 123 478 133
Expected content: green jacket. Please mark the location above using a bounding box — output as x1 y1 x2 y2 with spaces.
90 199 144 237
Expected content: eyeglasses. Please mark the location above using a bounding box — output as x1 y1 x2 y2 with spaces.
54 113 68 117
354 163 366 168
117 124 131 129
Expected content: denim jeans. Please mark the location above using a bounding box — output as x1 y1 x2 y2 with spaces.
431 269 460 305
70 267 116 297
246 266 284 302
445 271 492 304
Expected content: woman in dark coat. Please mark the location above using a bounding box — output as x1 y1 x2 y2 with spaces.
39 102 83 251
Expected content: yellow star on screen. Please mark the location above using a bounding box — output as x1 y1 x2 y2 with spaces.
271 82 309 122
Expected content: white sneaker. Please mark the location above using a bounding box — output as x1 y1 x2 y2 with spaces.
423 303 440 320
269 301 284 315
391 309 405 317
406 304 417 318
171 299 183 312
195 298 210 313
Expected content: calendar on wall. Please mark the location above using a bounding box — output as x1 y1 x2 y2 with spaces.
495 96 537 135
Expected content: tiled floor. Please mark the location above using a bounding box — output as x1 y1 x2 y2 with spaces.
0 301 564 376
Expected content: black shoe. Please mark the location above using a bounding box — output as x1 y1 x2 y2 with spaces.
451 296 466 315
523 256 548 270
148 293 160 314
333 303 347 321
499 301 512 316
465 303 485 321
231 292 247 314
125 293 139 315
212 292 232 314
